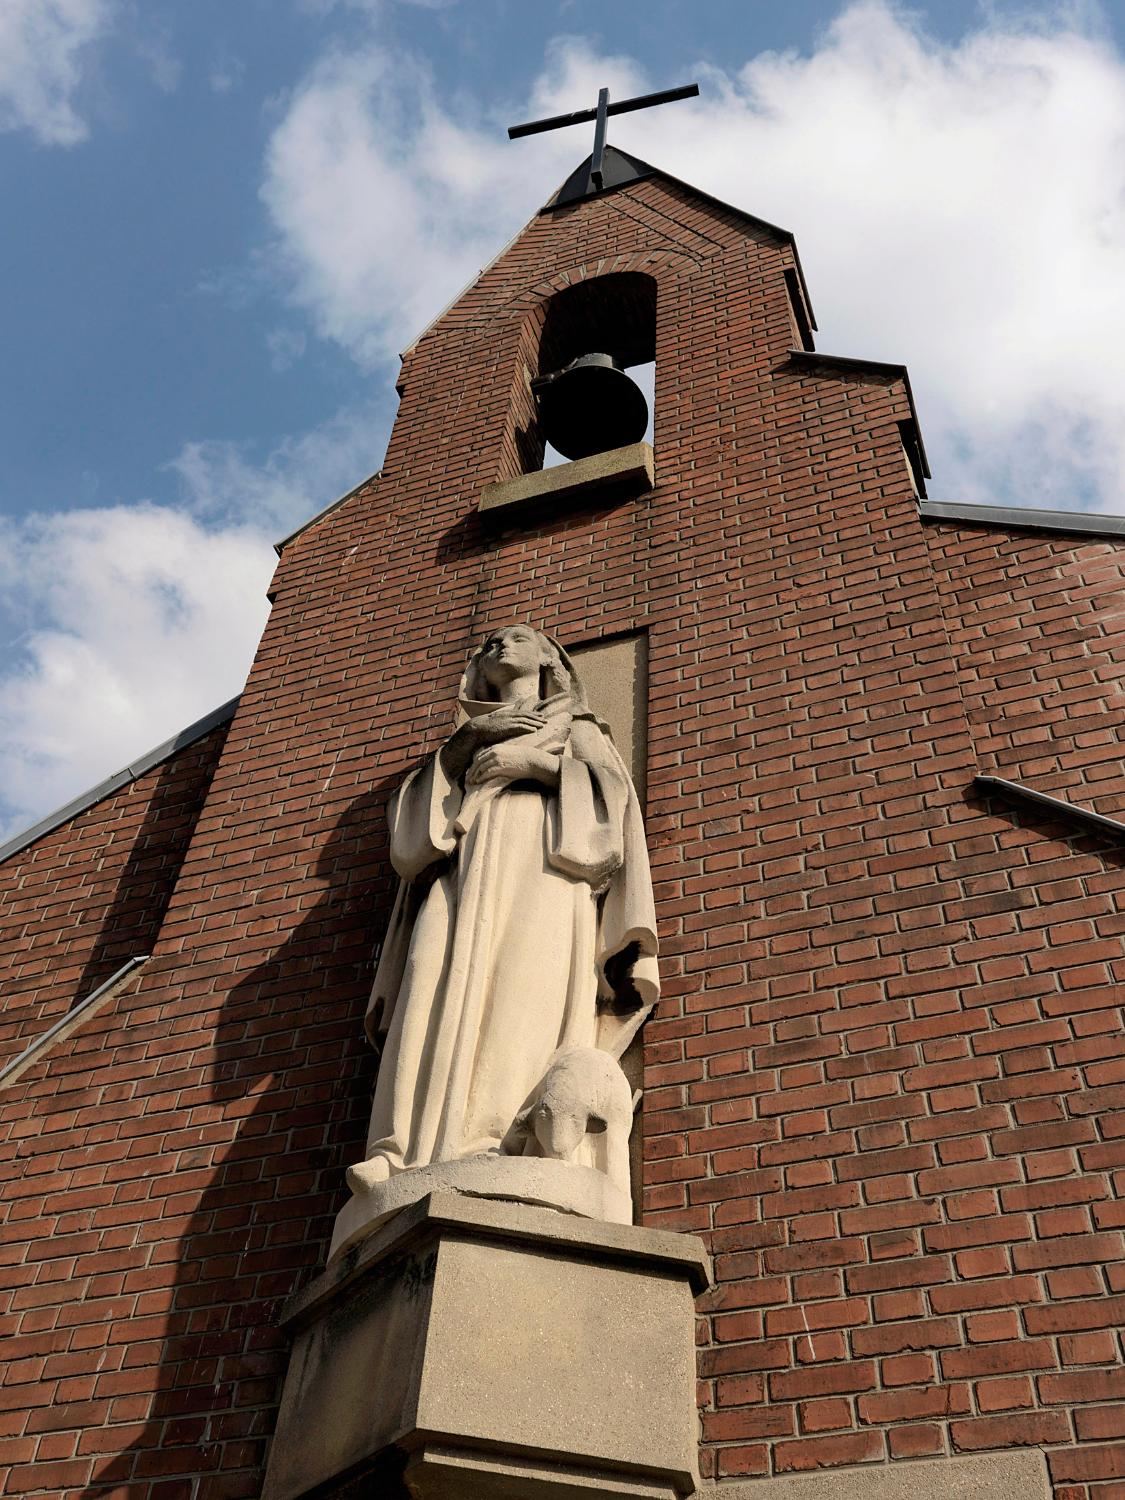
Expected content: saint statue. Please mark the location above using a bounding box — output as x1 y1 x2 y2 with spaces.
333 625 659 1254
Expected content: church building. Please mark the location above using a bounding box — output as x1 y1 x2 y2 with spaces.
2 89 1124 1500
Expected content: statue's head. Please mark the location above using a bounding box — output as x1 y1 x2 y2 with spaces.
459 623 587 707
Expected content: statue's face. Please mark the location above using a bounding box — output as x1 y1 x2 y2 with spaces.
478 625 543 689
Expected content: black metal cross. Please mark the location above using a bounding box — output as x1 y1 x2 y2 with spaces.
508 83 699 194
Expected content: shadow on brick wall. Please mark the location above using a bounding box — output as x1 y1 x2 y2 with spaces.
76 729 229 1006
965 782 1125 873
84 771 407 1498
434 487 646 568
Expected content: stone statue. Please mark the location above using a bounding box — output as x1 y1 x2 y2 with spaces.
331 624 658 1257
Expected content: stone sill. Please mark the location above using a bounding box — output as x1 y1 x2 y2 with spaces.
480 441 654 519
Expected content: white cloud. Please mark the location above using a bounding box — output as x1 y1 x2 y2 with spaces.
0 0 114 146
0 506 271 838
261 5 1125 513
699 3 1125 510
259 38 646 365
300 0 457 13
0 403 381 841
167 398 379 534
133 20 181 95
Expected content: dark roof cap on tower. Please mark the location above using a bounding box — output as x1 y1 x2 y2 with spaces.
549 145 654 206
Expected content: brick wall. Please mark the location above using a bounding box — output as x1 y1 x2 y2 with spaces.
0 724 229 1070
926 519 1125 817
0 172 1122 1498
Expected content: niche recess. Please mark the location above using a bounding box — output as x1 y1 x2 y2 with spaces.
536 272 657 470
483 273 659 518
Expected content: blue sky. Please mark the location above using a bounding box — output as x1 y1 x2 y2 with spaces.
2 0 1021 520
3 0 1125 838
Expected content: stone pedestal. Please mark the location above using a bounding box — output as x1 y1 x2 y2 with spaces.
263 1192 710 1500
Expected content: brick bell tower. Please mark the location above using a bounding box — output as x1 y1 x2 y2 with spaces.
4 87 1125 1500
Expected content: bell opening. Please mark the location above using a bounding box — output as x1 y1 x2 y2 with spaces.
524 272 657 474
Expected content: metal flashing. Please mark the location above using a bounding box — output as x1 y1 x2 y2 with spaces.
975 774 1125 843
921 500 1125 540
273 471 381 556
546 146 655 208
0 955 149 1089
398 217 532 359
0 697 239 866
784 267 815 353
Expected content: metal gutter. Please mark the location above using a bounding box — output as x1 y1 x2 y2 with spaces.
0 956 149 1088
921 500 1125 540
0 696 239 866
975 774 1125 842
273 470 381 557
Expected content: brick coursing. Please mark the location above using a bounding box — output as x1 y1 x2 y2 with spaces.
927 520 1125 818
0 173 1122 1498
0 724 229 1070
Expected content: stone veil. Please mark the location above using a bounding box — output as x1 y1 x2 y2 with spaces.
332 624 659 1254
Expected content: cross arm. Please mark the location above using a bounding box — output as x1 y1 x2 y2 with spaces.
507 83 699 140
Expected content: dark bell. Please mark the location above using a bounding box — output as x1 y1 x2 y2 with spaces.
531 352 649 462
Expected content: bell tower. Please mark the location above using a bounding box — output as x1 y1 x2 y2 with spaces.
10 74 1125 1500
256 86 919 1497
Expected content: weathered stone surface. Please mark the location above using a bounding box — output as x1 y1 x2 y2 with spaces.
479 440 654 516
571 632 648 798
697 1449 1051 1500
264 1193 708 1500
335 624 659 1262
406 1444 682 1499
329 1152 633 1260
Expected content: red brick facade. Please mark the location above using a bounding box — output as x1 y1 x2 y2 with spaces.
927 521 1125 818
1 168 1122 1498
0 723 229 1071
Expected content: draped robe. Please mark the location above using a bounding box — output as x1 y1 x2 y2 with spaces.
361 692 658 1177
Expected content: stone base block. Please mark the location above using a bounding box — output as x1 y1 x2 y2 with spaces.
263 1191 709 1500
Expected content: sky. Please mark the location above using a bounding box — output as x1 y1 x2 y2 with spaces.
3 0 1125 841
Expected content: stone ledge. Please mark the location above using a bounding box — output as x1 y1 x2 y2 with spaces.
287 1188 711 1332
407 1444 683 1500
480 441 654 518
697 1449 1051 1500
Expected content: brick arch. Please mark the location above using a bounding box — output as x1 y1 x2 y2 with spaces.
504 246 706 315
533 271 657 374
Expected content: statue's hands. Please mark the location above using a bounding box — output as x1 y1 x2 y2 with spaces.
440 706 545 781
466 743 560 788
471 705 546 746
